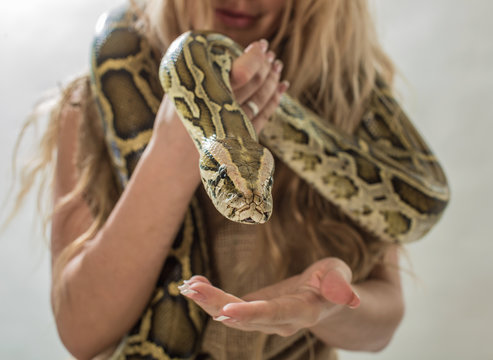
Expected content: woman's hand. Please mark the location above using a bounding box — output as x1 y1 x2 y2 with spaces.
155 39 287 138
231 39 289 134
151 39 286 161
181 248 404 352
178 257 360 337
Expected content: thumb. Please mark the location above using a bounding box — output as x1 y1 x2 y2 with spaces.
319 267 360 309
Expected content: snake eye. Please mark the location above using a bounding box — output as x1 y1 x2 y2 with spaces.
219 165 227 179
267 177 273 187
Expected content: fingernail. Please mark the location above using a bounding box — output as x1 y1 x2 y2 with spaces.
179 284 206 300
178 280 192 290
259 39 269 52
274 59 283 73
178 283 188 291
178 281 198 295
178 282 196 294
279 80 290 93
267 51 275 63
347 291 361 309
213 315 231 322
181 288 199 296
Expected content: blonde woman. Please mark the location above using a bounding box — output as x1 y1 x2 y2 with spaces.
17 0 448 359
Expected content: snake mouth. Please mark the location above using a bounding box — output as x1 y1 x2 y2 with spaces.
224 195 272 224
240 211 271 224
242 217 256 224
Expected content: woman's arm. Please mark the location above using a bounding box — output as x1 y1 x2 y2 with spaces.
51 93 201 360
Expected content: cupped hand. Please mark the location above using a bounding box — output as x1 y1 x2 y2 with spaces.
230 39 289 134
179 258 360 337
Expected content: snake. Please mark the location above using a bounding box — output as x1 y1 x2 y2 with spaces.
89 5 449 359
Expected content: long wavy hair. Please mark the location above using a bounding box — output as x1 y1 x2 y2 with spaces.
13 0 396 325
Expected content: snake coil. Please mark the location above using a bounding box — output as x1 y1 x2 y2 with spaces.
90 5 449 359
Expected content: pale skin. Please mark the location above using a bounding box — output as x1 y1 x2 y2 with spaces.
51 1 404 359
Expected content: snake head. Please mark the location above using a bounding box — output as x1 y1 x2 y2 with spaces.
199 138 275 224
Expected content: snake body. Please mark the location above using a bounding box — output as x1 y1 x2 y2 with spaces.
90 5 449 359
161 32 275 224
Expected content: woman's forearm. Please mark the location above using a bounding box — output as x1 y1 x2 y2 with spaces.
53 118 201 359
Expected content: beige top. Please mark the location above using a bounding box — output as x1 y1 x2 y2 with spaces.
197 191 338 360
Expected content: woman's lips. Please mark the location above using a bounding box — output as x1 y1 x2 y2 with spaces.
215 8 258 28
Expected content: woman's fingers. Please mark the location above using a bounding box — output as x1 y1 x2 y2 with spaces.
178 261 359 337
231 41 274 103
235 50 275 104
320 269 360 309
179 258 361 337
179 280 244 319
231 39 289 123
215 318 299 337
221 291 322 326
303 258 360 309
249 80 289 133
239 56 279 113
183 275 211 286
247 59 283 106
241 57 281 113
229 39 291 135
230 39 268 89
179 278 317 333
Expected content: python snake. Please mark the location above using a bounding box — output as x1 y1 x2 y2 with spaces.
90 5 449 359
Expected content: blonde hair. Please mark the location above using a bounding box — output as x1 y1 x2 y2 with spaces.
13 0 396 342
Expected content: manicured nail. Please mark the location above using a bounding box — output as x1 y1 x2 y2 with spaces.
178 282 191 291
178 282 190 290
213 315 231 322
181 288 198 296
279 80 290 93
267 51 275 63
274 59 283 73
178 282 198 296
259 39 269 52
347 291 361 309
178 281 207 301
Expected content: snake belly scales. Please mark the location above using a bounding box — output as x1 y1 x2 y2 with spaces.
89 6 449 359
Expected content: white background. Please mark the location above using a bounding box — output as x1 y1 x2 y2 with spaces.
1 1 492 359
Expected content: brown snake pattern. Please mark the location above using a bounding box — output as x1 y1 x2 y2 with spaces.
89 5 449 359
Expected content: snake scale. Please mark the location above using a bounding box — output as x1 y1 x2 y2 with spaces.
89 5 449 359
